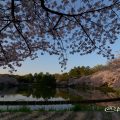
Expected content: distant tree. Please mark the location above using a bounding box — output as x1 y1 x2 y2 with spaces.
54 73 61 80
69 66 92 78
69 67 80 78
0 0 119 72
35 72 43 83
80 66 92 75
25 73 33 83
16 75 27 83
92 64 106 73
16 73 33 83
33 72 56 87
58 72 69 81
33 73 38 82
41 74 56 87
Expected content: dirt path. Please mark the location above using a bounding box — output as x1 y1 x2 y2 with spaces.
0 112 120 120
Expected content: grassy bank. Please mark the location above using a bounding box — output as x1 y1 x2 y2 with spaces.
72 104 105 111
0 104 106 112
0 106 32 112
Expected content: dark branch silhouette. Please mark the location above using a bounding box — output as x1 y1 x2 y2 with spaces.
40 0 119 16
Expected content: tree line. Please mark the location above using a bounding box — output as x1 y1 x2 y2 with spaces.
54 64 107 81
14 64 107 84
15 72 56 88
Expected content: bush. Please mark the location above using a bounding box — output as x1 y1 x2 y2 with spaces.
72 104 105 111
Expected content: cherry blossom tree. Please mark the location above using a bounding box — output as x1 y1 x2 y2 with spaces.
0 0 120 72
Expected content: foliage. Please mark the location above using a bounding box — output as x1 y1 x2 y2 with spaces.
14 64 107 83
0 106 31 112
55 66 95 81
54 64 107 81
72 104 105 111
34 72 43 83
69 66 92 78
16 74 34 83
0 0 119 72
98 82 116 93
0 104 105 112
14 73 57 99
69 67 80 78
91 64 107 73
16 72 56 88
55 73 69 81
34 72 56 87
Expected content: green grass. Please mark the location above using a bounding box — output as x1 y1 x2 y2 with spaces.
0 104 106 112
72 104 105 111
0 106 32 112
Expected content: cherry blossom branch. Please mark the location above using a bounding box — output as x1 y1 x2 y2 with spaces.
11 0 15 20
14 23 32 55
0 22 11 33
53 15 63 30
74 16 95 45
40 0 119 16
0 43 8 63
74 16 110 56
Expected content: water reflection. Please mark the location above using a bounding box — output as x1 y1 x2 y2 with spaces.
0 84 119 110
0 84 119 100
0 104 73 111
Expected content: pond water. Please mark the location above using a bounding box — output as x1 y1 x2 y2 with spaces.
0 84 119 110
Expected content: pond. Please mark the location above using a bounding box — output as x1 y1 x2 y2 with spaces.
0 84 119 110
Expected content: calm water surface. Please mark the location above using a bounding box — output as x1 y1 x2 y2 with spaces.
0 84 119 110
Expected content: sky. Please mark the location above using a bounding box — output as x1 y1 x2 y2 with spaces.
0 38 120 75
